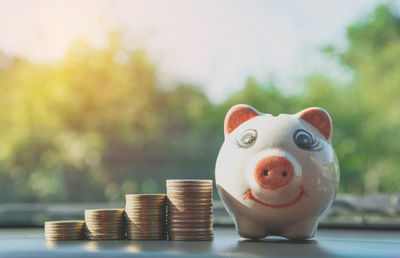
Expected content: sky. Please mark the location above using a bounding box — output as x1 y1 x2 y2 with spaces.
0 0 391 102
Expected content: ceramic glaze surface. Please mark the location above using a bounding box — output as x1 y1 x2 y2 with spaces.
215 105 339 240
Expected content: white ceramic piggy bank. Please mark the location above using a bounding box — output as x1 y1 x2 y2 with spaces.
215 105 339 240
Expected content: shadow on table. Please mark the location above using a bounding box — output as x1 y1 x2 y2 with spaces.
221 238 332 257
45 239 214 256
44 237 332 257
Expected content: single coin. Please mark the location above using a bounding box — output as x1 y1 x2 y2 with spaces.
125 206 165 210
168 234 214 239
167 201 212 205
167 217 212 222
167 205 213 210
167 206 212 211
127 231 165 235
166 179 212 184
44 234 83 238
44 225 84 229
167 202 213 207
125 204 165 208
127 226 165 231
167 196 212 201
86 236 125 240
44 231 83 236
127 235 166 240
84 218 125 222
168 232 214 237
167 210 212 215
166 184 212 189
167 218 212 223
167 216 212 221
166 221 212 226
165 196 213 203
45 220 85 225
167 198 212 202
166 187 212 192
84 215 125 218
85 209 125 213
45 232 83 236
166 183 212 188
126 216 165 221
168 236 213 241
126 198 165 201
127 234 165 239
126 217 164 223
125 211 165 216
45 237 83 241
125 208 165 213
127 222 165 226
84 223 125 227
167 206 213 211
125 194 166 200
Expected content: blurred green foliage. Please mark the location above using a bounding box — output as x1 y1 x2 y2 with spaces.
0 4 399 202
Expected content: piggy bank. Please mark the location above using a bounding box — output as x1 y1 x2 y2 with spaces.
215 105 339 240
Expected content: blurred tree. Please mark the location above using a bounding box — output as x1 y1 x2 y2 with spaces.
0 4 400 203
0 32 218 202
304 4 400 193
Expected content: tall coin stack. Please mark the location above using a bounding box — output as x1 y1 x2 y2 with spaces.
125 194 166 240
44 220 85 241
84 209 125 240
166 180 214 241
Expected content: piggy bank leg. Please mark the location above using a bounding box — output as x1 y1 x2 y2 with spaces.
280 220 317 240
236 216 268 239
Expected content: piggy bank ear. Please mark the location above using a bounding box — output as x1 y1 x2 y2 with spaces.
297 107 332 141
224 104 260 135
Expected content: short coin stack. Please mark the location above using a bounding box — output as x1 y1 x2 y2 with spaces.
44 220 85 241
166 180 214 241
125 194 166 240
84 209 125 240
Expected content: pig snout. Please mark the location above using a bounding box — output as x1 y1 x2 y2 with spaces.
254 156 294 190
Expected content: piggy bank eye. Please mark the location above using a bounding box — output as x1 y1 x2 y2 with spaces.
236 129 257 148
293 129 322 151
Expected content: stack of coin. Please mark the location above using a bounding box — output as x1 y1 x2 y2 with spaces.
125 194 166 240
166 180 214 241
44 220 85 241
84 209 125 240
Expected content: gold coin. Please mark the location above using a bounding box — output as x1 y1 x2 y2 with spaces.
85 218 125 222
84 214 125 217
126 214 164 219
45 233 83 237
127 231 165 235
166 188 212 193
166 179 212 184
167 210 213 215
126 193 166 198
127 235 166 240
45 220 85 225
86 236 125 240
167 195 212 201
167 206 212 211
85 208 124 213
126 217 164 222
45 237 83 241
127 233 165 237
45 230 83 235
168 232 214 237
125 208 165 213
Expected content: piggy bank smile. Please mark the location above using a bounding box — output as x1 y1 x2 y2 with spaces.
243 185 307 209
215 105 339 240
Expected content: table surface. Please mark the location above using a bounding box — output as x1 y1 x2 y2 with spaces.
0 227 399 257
